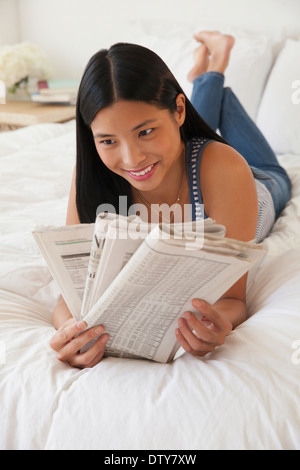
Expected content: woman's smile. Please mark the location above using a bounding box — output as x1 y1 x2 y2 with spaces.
126 162 158 181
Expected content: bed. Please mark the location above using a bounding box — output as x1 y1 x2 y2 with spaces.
0 20 300 450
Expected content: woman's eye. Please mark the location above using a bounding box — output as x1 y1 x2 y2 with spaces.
100 139 115 146
139 128 153 137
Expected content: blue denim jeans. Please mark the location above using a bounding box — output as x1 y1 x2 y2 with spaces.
190 72 291 218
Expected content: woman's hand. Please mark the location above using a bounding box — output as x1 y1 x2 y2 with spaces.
50 318 109 368
175 299 233 357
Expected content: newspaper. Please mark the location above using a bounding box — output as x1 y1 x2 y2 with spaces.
33 214 266 363
32 223 94 320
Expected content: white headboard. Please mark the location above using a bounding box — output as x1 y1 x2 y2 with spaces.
13 0 300 79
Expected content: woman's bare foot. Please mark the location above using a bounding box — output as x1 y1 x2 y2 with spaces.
194 31 235 74
187 44 210 83
188 31 235 80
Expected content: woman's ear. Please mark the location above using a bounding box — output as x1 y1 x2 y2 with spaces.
175 93 186 127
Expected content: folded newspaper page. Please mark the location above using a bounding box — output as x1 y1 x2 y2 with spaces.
83 218 265 363
33 214 266 363
32 213 135 320
32 223 94 320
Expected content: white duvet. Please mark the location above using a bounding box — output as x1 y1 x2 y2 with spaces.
0 120 300 450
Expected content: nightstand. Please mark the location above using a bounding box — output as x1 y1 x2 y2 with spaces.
0 100 76 131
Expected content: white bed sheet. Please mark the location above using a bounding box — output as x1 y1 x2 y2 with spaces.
0 121 300 450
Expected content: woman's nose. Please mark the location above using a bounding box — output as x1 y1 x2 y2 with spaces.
122 143 146 168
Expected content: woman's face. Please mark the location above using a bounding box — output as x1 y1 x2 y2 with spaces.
90 96 186 194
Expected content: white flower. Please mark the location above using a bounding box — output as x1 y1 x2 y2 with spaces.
0 42 52 89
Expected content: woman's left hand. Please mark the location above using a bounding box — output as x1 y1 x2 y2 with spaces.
175 298 233 357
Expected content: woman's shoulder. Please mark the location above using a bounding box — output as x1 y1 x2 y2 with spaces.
187 137 251 178
201 140 252 179
199 140 258 240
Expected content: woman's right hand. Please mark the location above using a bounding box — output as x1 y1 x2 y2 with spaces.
50 318 109 368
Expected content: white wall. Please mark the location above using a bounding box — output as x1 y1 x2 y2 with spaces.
0 0 19 44
5 0 300 79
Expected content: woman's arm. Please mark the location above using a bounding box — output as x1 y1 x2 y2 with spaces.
66 165 80 226
52 295 72 329
176 142 258 356
52 166 79 329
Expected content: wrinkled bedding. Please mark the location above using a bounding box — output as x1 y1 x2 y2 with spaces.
0 121 300 450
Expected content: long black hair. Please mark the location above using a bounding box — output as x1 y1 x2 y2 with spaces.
76 42 226 223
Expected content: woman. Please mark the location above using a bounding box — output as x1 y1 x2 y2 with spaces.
50 31 291 368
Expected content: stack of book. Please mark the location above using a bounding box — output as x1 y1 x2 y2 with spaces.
31 79 79 105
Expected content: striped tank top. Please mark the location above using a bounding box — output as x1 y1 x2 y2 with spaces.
186 137 275 243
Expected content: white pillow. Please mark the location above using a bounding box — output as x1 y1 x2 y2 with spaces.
256 39 300 155
126 20 278 120
223 33 274 121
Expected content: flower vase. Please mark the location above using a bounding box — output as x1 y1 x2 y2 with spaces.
7 77 38 102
